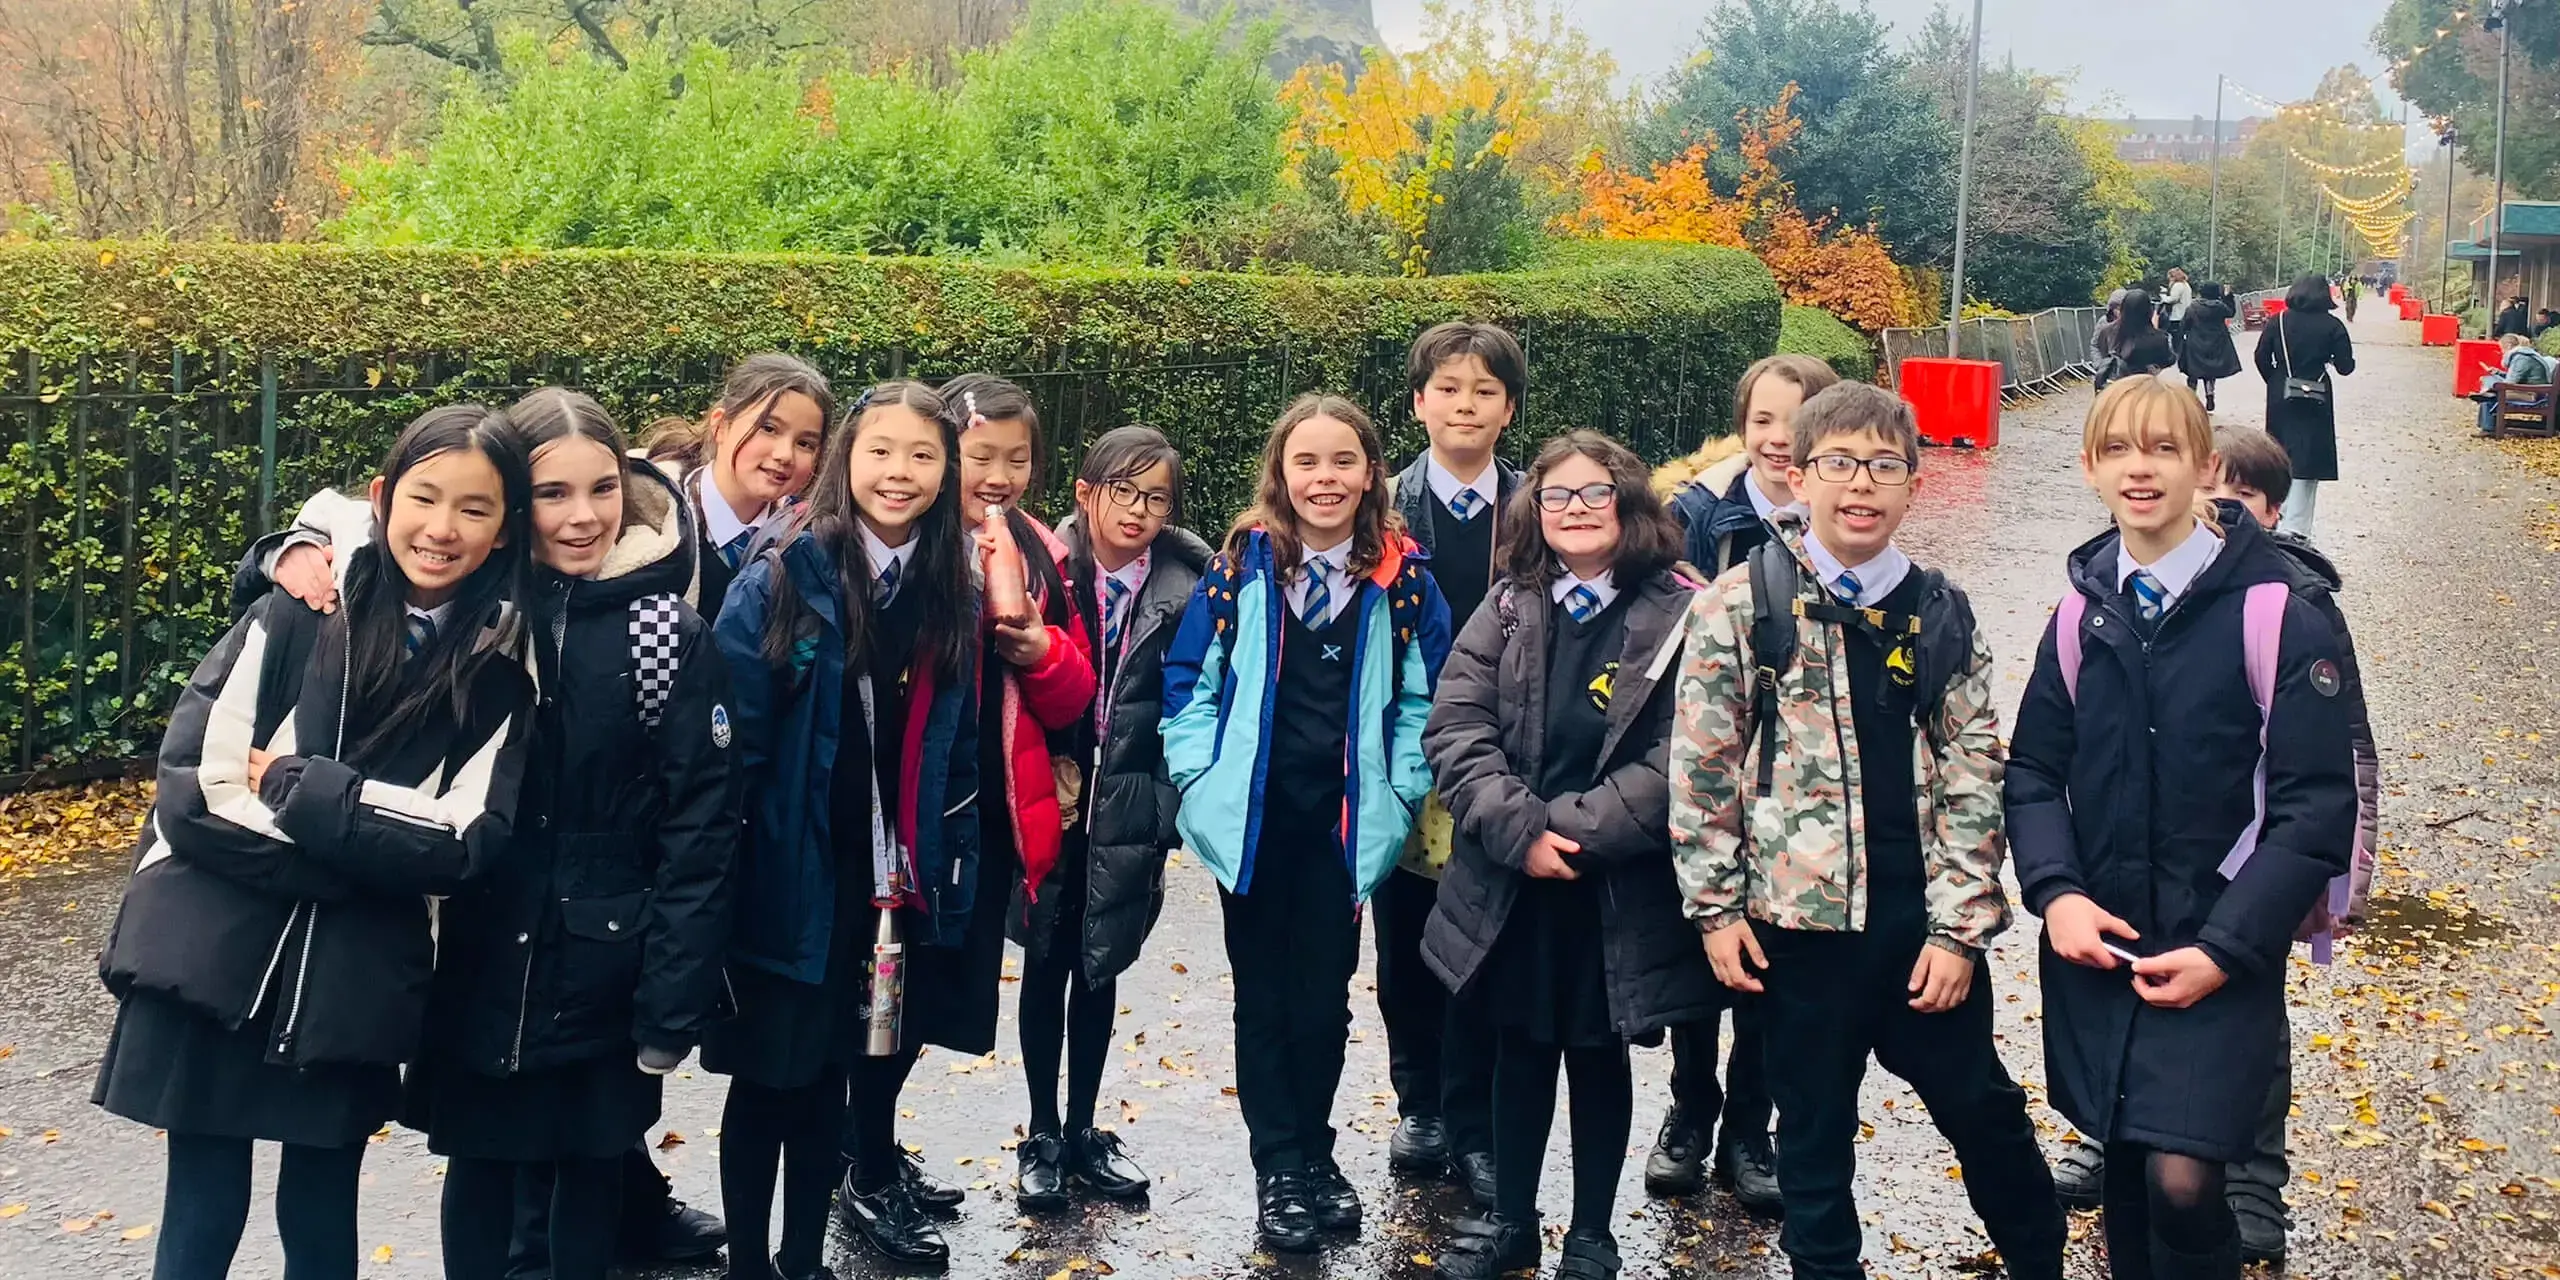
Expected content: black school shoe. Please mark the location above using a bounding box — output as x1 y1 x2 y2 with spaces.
841 1178 951 1268
1256 1172 1321 1254
1068 1127 1151 1199
616 1194 729 1263
1713 1130 1782 1217
894 1147 964 1216
1303 1159 1362 1232
1016 1131 1071 1213
771 1254 839 1280
2051 1136 2105 1210
1389 1114 1451 1173
1556 1228 1622 1279
2234 1203 2290 1268
1454 1150 1499 1210
1642 1107 1709 1197
1431 1213 1540 1279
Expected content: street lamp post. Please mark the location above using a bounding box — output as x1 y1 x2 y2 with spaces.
2488 0 2512 324
2208 73 2225 280
1945 0 1983 358
2440 126 2458 307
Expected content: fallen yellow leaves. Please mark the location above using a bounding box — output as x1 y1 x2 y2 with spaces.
0 779 154 879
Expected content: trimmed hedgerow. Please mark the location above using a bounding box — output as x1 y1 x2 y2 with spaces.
1776 304 1876 382
0 241 1780 771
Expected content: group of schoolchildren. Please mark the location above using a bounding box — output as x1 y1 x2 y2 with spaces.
92 315 2375 1280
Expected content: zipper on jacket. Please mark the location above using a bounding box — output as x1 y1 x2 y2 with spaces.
509 931 536 1072
270 637 354 1044
241 900 300 1024
274 903 320 1055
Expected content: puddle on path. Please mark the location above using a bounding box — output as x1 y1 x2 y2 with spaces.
2350 890 2516 956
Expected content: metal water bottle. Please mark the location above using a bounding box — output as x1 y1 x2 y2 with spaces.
866 903 905 1056
982 504 1034 627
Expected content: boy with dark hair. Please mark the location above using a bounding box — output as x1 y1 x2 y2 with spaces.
1670 383 2065 1280
1375 320 1526 1201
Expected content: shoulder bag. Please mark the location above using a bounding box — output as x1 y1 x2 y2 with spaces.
2279 314 2330 405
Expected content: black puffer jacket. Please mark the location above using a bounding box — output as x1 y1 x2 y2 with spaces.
429 461 735 1074
1012 519 1209 985
99 585 535 1068
1419 567 1717 1036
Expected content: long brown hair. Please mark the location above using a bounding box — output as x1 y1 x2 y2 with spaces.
1223 393 1402 580
643 353 838 479
1497 430 1681 593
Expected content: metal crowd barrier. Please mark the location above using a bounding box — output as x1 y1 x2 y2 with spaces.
1878 306 2105 401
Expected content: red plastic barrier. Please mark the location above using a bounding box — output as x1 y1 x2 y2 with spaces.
2264 297 2288 316
2398 298 2424 321
2421 313 2459 346
1896 356 2001 449
2455 339 2504 398
2388 283 2408 304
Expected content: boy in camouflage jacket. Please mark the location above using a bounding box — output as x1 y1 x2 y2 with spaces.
1667 383 2063 1280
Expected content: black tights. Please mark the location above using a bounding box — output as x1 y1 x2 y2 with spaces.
719 1072 848 1279
2100 1141 2240 1280
154 1132 365 1280
440 1155 618 1280
1491 1033 1632 1235
1019 948 1116 1136
842 1044 922 1193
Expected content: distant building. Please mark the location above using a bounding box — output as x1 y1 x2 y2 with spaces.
2111 116 2264 165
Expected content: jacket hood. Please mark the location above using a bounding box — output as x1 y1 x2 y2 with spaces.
536 455 698 611
1650 436 1745 497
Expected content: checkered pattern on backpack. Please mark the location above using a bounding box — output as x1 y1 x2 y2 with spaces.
630 594 684 728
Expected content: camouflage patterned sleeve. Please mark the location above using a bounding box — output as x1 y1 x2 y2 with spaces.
1668 579 1751 929
1923 614 2013 951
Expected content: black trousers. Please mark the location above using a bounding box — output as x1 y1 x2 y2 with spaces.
1373 867 1498 1154
1668 986 1773 1143
1756 924 2064 1280
445 1155 620 1280
154 1133 365 1280
1221 828 1361 1176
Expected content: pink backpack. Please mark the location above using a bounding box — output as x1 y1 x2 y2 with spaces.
2055 582 2353 964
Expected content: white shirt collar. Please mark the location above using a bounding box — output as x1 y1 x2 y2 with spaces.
1740 470 1790 522
1425 452 1497 514
406 601 456 628
860 522 913 600
1550 567 1619 613
1100 550 1150 631
2115 519 2224 604
1802 533 1912 607
695 470 771 554
1285 539 1354 626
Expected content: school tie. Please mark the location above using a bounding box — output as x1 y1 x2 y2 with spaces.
874 558 901 607
403 612 437 659
1300 562 1332 627
1831 570 1863 605
1447 488 1485 522
718 527 754 570
1563 583 1602 622
1104 575 1132 651
2129 569 2167 623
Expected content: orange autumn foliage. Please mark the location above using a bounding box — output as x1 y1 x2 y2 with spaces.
1574 85 1916 332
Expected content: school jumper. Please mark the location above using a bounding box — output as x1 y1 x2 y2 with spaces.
1422 567 1713 1257
1654 440 1782 1188
1667 519 2064 1280
1011 520 1209 1157
1385 452 1518 1169
96 577 533 1280
1160 529 1449 1181
2006 518 2354 1280
706 527 981 1275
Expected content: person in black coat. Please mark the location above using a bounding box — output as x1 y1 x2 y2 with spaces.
1419 431 1716 1280
2097 289 2177 391
2252 275 2355 538
2493 294 2532 338
2177 283 2245 411
2007 379 2355 1280
641 353 837 621
96 406 538 1280
1010 428 1210 1210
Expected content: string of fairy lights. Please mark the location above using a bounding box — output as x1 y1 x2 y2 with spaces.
2218 72 2420 258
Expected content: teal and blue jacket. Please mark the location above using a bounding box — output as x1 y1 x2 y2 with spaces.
1159 528 1451 902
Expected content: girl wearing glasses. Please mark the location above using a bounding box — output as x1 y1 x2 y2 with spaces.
1416 430 1710 1280
1010 426 1208 1211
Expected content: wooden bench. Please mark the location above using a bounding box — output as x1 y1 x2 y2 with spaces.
2491 382 2559 439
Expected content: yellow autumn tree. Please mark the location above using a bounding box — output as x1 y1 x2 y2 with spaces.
1573 86 1918 331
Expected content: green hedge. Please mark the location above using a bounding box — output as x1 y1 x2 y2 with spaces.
0 241 1780 771
1776 304 1876 381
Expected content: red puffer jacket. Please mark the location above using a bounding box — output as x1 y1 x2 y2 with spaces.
988 512 1096 901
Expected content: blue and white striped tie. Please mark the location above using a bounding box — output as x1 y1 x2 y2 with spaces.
1563 583 1602 622
1832 570 1863 605
403 612 437 659
1300 563 1332 627
874 558 901 607
2129 569 2166 622
1104 576 1132 650
1448 488 1484 522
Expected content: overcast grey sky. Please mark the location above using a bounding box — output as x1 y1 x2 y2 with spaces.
1375 0 2411 123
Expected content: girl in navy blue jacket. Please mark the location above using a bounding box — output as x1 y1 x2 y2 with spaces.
707 381 980 1280
2005 378 2355 1280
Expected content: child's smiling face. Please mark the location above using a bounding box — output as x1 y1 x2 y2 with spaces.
2083 410 2206 542
1412 354 1514 463
960 413 1035 514
846 404 946 545
1282 413 1373 547
1789 427 1915 566
715 390 826 509
370 447 510 608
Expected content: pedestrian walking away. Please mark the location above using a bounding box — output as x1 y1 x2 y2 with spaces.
2253 275 2355 537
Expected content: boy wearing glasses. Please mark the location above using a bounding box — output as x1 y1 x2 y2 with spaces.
1667 383 2064 1280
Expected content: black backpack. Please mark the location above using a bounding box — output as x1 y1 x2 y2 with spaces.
1742 538 1975 797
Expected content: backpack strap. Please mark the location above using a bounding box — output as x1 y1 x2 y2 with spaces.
630 593 686 728
2055 591 2088 701
1745 540 1800 798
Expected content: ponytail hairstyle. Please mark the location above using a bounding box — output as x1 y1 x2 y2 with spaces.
942 371 1067 622
1225 392 1401 581
758 380 975 688
335 404 533 763
643 353 838 484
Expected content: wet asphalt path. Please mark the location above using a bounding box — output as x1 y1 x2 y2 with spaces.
5 308 2556 1279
